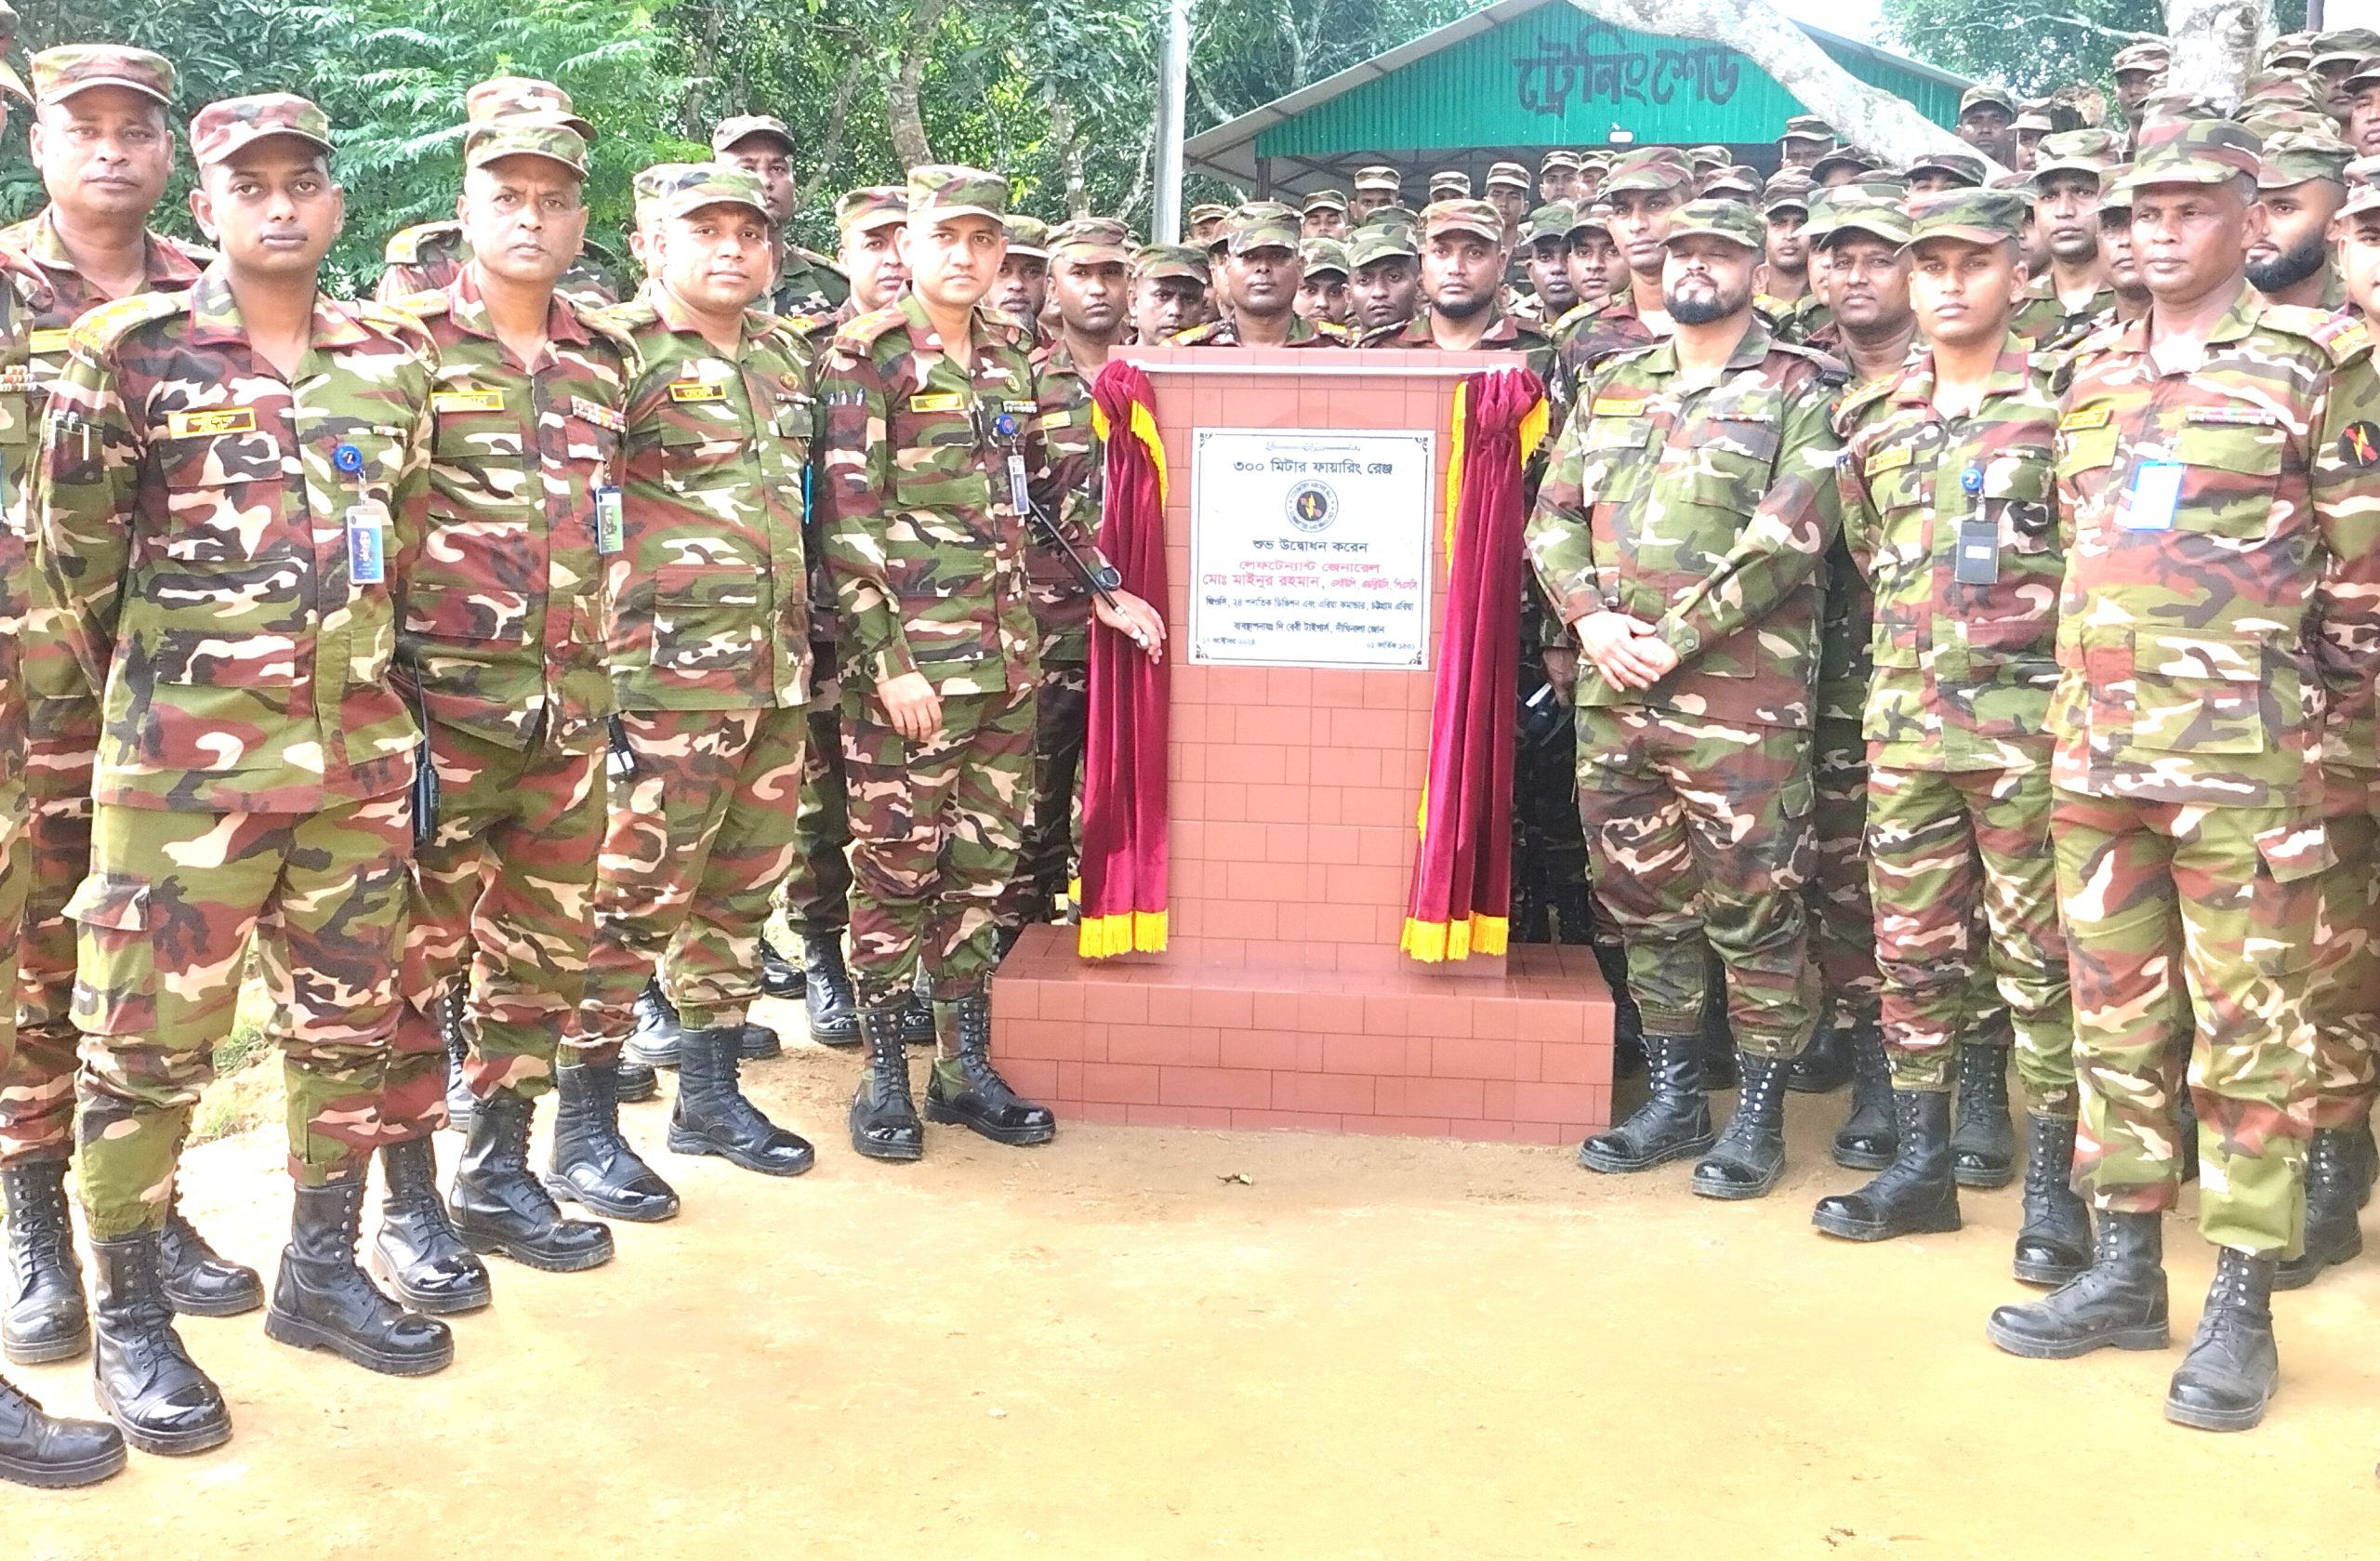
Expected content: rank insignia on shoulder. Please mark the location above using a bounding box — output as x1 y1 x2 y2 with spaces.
1864 444 1913 474
909 391 965 413
569 397 627 432
1590 396 1648 417
2057 406 2111 432
668 381 726 403
431 389 506 416
165 406 258 438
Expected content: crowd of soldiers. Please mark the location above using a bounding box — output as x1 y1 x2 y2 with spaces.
0 9 2371 1488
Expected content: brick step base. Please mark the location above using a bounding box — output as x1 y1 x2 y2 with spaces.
991 925 1615 1144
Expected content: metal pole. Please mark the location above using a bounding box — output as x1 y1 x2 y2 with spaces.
1154 0 1192 242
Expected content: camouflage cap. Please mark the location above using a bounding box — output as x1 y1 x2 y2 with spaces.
1959 85 2017 117
1521 201 1577 244
1486 160 1531 191
1353 165 1402 192
2097 165 2135 212
30 44 175 107
1130 243 1209 283
1780 113 1835 143
1186 201 1232 225
1687 143 1729 169
653 162 773 224
1764 165 1817 200
1048 216 1134 265
1300 236 1350 277
1540 149 1582 172
2014 104 2059 135
2266 31 2318 70
2240 70 2329 112
711 113 795 155
1347 224 1419 268
908 164 1010 222
834 185 907 234
1566 201 1614 237
463 118 588 178
1702 166 1762 199
2030 128 2122 181
1004 215 1051 258
2347 57 2380 93
2118 117 2264 192
1761 185 1812 217
1905 147 1988 186
2340 154 2380 218
2311 28 2380 68
1226 205 1302 256
2135 89 2230 128
1427 168 1473 196
1578 149 1615 168
1421 197 1507 245
2258 128 2356 189
1905 185 2031 245
190 93 332 167
1832 171 1912 202
1663 197 1764 250
1601 145 1696 194
1809 196 1913 249
1302 188 1350 214
633 162 701 216
2110 40 2171 75
2242 105 2343 138
465 76 594 139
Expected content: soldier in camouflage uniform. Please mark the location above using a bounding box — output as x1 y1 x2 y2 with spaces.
816 165 1163 1163
1295 236 1353 326
578 164 819 1183
376 78 617 308
995 217 1132 947
1562 201 1625 318
1955 85 2021 166
2111 42 2170 146
0 43 262 1371
1984 120 2370 1434
995 215 1051 337
1553 147 1689 397
1815 189 2084 1279
1514 202 1577 327
2246 127 2352 311
1346 223 1419 335
1753 182 1815 333
1350 165 1402 222
1904 149 1987 195
371 112 662 1322
1129 242 1210 344
37 94 465 1455
1779 114 1834 171
1174 205 1346 347
1529 199 1844 1201
713 114 849 318
1301 190 1351 241
2014 131 2118 352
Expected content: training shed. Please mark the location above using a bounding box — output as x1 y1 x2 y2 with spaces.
1183 0 1972 199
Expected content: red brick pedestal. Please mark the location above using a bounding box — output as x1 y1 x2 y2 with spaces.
990 348 1614 1143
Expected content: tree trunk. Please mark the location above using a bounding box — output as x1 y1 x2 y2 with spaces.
2162 0 2269 104
1049 87 1090 216
794 54 874 212
889 0 958 168
682 0 729 139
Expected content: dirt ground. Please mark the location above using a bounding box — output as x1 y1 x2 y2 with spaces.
14 999 2378 1559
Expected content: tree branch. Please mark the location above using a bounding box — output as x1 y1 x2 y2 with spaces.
888 0 959 168
794 52 871 211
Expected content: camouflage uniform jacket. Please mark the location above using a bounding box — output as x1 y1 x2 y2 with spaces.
606 284 814 715
1025 333 1103 665
2051 289 2373 812
2313 348 2380 771
816 292 1105 695
392 267 638 754
377 222 618 311
1835 337 2064 772
773 244 851 320
1527 316 1846 730
2015 277 2115 355
1554 288 1662 404
33 270 434 813
1170 313 1346 347
1356 306 1556 380
0 253 52 791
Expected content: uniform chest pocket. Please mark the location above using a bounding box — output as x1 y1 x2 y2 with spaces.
2055 422 2118 483
889 405 992 512
1982 453 2056 554
2168 417 2286 539
149 427 296 566
654 413 747 492
1686 422 1776 509
650 560 761 674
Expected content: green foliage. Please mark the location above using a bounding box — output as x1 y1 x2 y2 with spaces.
1877 0 2309 99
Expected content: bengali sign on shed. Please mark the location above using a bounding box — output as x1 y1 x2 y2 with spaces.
1187 427 1435 670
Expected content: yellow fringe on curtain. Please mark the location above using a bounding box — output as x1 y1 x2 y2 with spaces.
1078 910 1170 958
1089 398 1170 507
1398 914 1511 963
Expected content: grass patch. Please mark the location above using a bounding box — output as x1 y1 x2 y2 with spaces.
189 977 280 1146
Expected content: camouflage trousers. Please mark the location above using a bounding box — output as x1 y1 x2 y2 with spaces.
844 681 1036 1009
2304 763 2380 1131
1868 762 2074 1111
1573 707 1818 1058
0 695 99 1166
378 721 605 1140
0 786 29 1078
2053 788 2319 1256
769 643 854 941
71 794 412 1239
1806 713 1882 1027
996 658 1088 931
580 707 806 1039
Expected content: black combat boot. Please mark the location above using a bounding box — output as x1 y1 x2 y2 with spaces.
2011 1115 2092 1287
1812 1089 1960 1240
736 1014 784 1061
1691 1052 1792 1200
668 1027 814 1175
1831 1024 1897 1171
626 978 683 1068
87 1232 230 1456
3 1159 87 1365
926 993 1057 1146
548 1061 680 1222
1577 1033 1713 1173
369 1137 492 1316
450 1091 614 1272
1950 1040 2016 1189
2276 1126 2365 1290
615 1055 660 1104
442 988 477 1135
1698 977 1739 1091
899 983 937 1046
0 1371 125 1488
1592 938 1644 1079
157 1186 262 1317
850 1004 925 1162
759 934 804 1000
2165 1248 2282 1432
1986 1210 2168 1359
267 1180 454 1376
1788 1002 1856 1094
802 930 861 1046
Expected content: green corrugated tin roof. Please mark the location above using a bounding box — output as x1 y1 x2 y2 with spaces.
1184 0 1972 191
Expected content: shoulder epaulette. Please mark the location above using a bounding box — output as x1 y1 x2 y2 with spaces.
154 232 213 270
1771 337 1850 387
2262 303 2372 364
599 298 662 334
1355 322 1408 348
382 220 461 267
785 311 838 337
1170 321 1230 346
68 289 188 355
1830 370 1897 434
354 298 439 360
1313 320 1353 342
789 245 848 280
383 288 452 322
1550 301 1597 337
2069 318 2126 362
833 305 910 357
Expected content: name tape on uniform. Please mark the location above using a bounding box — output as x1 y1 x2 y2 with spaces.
909 392 965 413
1864 444 1913 474
2057 406 2110 432
1590 396 1648 417
668 380 727 403
29 329 72 356
431 389 506 416
165 406 258 439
